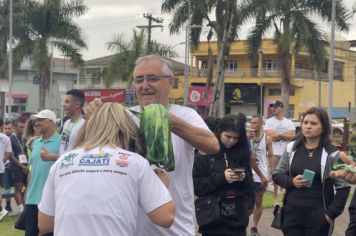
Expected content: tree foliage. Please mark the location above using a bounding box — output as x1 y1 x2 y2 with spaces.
243 0 349 115
100 29 178 88
162 0 243 116
16 0 87 109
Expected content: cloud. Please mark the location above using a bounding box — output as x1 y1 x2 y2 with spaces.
78 5 145 21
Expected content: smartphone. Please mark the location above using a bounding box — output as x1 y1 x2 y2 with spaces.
234 168 245 175
303 169 315 188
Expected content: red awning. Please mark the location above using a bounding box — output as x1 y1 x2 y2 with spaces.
11 94 29 99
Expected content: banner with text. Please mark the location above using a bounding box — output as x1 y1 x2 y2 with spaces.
82 89 125 103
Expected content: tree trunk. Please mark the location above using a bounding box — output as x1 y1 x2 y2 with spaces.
278 47 292 117
209 1 235 117
39 67 50 110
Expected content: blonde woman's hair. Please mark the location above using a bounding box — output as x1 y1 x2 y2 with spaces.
81 103 143 154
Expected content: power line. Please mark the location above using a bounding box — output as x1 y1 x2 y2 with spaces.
136 13 163 54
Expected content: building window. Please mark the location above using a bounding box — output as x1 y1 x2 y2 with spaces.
263 59 277 70
226 61 238 71
295 62 303 69
324 60 344 80
86 67 101 75
334 61 344 80
268 88 281 96
268 88 295 96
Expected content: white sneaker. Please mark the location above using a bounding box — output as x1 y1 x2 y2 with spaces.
0 208 9 221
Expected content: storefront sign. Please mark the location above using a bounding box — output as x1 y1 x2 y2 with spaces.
82 89 125 103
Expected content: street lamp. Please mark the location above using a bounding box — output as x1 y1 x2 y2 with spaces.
184 24 202 105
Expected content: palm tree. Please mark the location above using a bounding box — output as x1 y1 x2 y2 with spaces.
162 0 242 117
100 29 178 88
244 0 349 116
17 0 87 109
0 0 35 116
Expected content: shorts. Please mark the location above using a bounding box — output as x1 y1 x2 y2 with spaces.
254 182 267 192
8 168 26 185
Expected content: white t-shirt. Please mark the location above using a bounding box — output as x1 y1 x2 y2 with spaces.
0 133 12 173
38 146 172 236
251 133 269 182
130 104 210 236
59 117 85 155
264 116 295 156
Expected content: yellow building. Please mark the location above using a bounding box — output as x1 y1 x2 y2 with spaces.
172 39 356 119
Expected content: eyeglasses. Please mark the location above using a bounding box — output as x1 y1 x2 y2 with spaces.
134 75 172 85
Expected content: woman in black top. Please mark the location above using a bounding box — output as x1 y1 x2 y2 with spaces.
272 107 350 236
193 114 255 236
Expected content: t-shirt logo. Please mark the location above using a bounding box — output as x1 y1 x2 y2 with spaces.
79 151 111 166
60 153 78 169
116 153 130 168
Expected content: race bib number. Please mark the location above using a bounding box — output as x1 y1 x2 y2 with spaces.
19 154 27 164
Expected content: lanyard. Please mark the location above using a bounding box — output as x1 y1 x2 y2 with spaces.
15 136 24 154
251 132 264 153
63 116 82 149
224 153 229 168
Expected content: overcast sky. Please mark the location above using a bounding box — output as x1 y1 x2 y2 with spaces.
72 0 356 62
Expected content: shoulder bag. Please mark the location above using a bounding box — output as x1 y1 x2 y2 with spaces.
195 195 221 226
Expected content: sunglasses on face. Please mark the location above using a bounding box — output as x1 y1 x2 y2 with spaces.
134 75 172 85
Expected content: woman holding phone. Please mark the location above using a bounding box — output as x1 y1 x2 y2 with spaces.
272 107 350 236
193 114 255 236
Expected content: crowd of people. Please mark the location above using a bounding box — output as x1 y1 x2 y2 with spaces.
0 54 355 236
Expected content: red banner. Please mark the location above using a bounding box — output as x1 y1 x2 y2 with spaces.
82 89 125 103
188 86 214 106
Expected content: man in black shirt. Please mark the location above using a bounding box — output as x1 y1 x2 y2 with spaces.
6 119 28 213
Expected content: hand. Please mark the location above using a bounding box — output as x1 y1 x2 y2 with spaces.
325 214 333 224
260 175 268 187
224 169 245 183
249 130 256 139
154 168 170 187
330 164 356 184
22 166 29 175
293 175 309 188
40 148 49 160
85 98 103 119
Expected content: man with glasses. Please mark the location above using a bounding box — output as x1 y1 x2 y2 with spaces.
25 110 61 236
87 55 219 236
133 55 219 236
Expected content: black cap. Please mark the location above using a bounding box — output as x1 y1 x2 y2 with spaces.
271 100 284 108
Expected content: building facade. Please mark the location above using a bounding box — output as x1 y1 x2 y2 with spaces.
0 58 78 117
180 39 356 120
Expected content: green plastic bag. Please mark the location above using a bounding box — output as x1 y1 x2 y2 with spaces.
129 104 175 171
333 155 356 173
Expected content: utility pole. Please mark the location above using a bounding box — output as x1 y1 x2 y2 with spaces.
328 0 336 118
8 0 13 117
136 14 163 54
